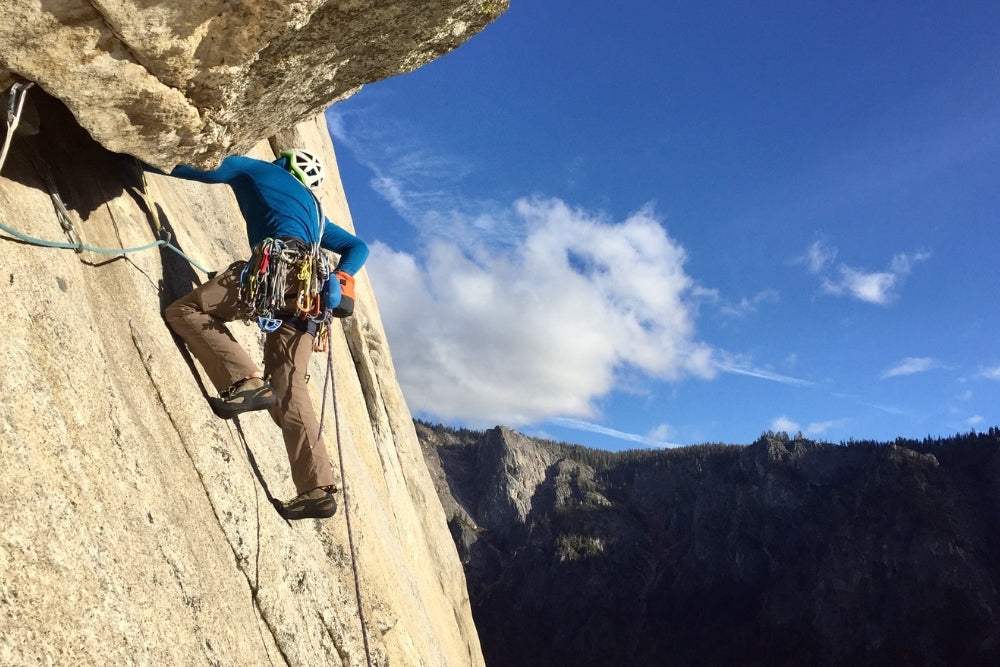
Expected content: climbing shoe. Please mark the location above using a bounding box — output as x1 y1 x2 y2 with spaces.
208 377 276 419
279 486 338 520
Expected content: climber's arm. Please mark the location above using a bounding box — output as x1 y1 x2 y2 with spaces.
321 221 369 276
168 155 257 184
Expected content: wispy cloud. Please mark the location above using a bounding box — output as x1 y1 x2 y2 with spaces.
715 355 813 386
805 418 850 436
864 402 912 417
880 356 941 379
327 106 516 247
549 417 684 448
979 365 1000 381
822 266 898 305
823 251 931 305
795 240 838 274
966 415 985 427
647 423 676 443
795 241 931 306
718 289 780 318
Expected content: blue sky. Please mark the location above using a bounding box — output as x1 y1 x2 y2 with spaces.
326 1 1000 451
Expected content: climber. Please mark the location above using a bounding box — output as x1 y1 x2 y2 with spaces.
159 149 369 521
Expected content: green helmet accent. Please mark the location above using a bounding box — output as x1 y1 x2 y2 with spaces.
280 148 325 189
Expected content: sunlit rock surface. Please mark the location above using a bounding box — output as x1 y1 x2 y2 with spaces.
0 89 484 666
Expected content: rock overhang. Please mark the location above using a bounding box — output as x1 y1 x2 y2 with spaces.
0 0 507 170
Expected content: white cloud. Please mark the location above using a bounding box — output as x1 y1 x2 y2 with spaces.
967 415 985 427
366 199 717 426
332 105 810 428
823 266 898 305
980 365 1000 381
550 418 683 448
797 241 931 306
880 356 939 379
770 416 800 433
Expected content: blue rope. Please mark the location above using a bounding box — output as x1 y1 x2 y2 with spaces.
0 218 211 274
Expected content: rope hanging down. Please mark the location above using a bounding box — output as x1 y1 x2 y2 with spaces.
318 345 374 667
0 81 34 175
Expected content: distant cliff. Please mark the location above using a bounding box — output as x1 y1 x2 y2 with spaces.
418 422 1000 666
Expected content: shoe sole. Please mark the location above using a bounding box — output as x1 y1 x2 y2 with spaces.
208 392 276 419
280 495 337 520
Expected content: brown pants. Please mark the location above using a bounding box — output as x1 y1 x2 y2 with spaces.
164 262 335 494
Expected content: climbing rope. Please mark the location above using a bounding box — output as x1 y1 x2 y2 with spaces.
1 82 210 274
0 81 34 175
318 344 374 667
0 217 211 274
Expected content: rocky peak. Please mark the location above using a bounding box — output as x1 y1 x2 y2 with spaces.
474 426 562 533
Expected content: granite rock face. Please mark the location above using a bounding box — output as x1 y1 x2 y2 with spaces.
0 0 506 169
418 423 1000 667
0 90 483 666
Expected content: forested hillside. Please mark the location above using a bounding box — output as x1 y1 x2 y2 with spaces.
418 421 1000 667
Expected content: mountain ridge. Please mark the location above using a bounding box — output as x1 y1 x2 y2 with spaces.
417 420 1000 666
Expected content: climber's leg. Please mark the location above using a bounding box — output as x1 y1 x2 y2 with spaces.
164 261 261 393
263 324 337 494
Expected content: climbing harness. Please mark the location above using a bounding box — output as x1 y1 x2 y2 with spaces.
237 185 335 351
318 344 374 667
237 237 332 348
0 81 34 175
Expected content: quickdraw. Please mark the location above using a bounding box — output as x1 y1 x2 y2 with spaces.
0 81 34 175
238 237 332 351
294 251 330 320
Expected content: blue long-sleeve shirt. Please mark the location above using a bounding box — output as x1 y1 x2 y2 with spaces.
169 155 369 275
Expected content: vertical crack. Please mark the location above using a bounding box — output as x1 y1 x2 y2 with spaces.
129 319 288 666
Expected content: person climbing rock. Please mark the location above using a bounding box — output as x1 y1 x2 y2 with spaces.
160 149 368 521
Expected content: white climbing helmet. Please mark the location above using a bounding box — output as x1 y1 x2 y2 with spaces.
280 148 325 189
